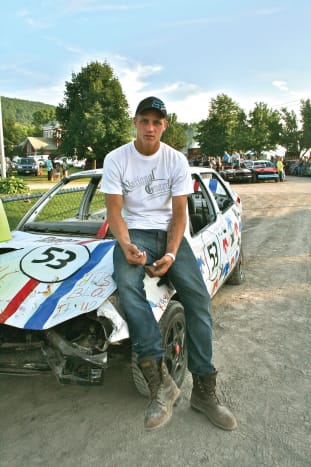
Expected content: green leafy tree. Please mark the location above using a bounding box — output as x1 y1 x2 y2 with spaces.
3 118 29 155
56 61 131 163
2 96 55 126
247 103 282 155
279 108 300 157
161 113 187 151
32 108 56 126
300 99 311 150
32 108 56 136
197 94 247 157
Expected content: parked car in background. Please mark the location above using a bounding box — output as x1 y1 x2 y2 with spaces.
290 159 311 176
10 156 21 170
220 162 253 184
72 157 86 168
0 167 244 392
16 157 39 176
244 160 279 183
284 159 299 175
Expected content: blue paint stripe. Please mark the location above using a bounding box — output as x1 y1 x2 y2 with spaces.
24 241 115 329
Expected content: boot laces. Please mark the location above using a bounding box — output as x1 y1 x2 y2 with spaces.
198 378 220 404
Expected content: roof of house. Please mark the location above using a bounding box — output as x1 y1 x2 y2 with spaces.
22 137 58 151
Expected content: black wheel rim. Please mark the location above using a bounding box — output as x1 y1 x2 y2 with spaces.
163 314 187 384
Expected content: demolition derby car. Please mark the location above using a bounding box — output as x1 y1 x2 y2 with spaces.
0 167 244 394
243 159 279 182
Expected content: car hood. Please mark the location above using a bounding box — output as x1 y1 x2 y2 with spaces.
0 231 117 330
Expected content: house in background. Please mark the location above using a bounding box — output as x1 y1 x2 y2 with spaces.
21 121 61 157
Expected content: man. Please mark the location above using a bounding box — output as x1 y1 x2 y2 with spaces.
276 158 285 181
46 156 53 181
101 96 237 432
222 150 231 166
231 150 241 168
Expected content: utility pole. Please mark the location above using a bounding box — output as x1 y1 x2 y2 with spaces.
0 96 6 178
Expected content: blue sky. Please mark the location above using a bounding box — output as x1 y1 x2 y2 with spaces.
1 0 310 123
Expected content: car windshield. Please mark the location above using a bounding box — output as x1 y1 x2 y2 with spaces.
19 174 107 237
20 158 33 164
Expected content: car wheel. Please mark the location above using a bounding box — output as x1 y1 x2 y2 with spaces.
131 300 187 397
227 248 245 285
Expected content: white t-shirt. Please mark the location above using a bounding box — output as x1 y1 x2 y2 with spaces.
101 141 192 230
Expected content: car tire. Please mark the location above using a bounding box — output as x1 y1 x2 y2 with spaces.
131 300 187 397
227 248 245 285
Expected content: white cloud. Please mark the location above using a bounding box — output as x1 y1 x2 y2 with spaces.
272 80 289 92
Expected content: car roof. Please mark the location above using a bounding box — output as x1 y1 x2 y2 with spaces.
189 166 216 175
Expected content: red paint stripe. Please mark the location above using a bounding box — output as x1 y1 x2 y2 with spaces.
0 278 39 323
96 220 109 239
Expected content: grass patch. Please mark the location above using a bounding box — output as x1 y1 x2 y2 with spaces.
2 167 86 229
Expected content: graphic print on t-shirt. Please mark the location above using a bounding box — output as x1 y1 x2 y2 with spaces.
121 167 170 199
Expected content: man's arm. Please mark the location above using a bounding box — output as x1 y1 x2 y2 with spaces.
166 194 188 257
105 193 146 265
145 194 188 277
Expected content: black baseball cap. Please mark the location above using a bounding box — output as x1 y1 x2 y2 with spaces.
135 96 167 118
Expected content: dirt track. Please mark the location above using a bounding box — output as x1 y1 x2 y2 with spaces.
0 176 310 467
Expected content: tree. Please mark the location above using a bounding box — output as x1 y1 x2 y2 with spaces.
1 96 55 126
247 103 282 155
32 108 56 126
161 113 187 151
279 108 300 157
300 99 311 150
56 61 131 163
32 108 56 136
3 118 30 156
196 94 247 157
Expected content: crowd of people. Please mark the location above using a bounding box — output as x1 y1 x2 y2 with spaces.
190 151 293 182
46 156 68 181
190 151 242 170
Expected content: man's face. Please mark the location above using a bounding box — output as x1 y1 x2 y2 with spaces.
134 110 167 152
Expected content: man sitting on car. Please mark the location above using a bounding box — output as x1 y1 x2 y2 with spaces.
102 96 237 432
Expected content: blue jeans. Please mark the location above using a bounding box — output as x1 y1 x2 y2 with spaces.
113 229 215 375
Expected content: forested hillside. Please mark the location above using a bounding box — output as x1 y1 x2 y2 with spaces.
1 96 56 125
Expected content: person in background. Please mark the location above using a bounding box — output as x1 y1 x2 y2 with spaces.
46 156 53 181
298 158 304 177
222 151 231 166
62 160 68 178
216 156 222 172
101 96 237 432
231 150 241 168
276 158 285 182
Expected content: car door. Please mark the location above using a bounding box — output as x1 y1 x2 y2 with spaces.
205 172 242 280
186 174 228 297
194 171 242 285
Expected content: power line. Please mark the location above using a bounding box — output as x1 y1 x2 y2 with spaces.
271 98 311 109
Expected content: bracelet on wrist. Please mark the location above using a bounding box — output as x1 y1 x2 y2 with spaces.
165 252 176 262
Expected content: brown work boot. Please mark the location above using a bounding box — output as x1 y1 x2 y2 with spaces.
140 357 180 431
190 372 237 431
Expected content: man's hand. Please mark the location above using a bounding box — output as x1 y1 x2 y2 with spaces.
145 255 174 277
122 243 147 265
